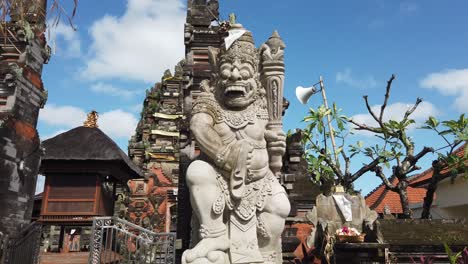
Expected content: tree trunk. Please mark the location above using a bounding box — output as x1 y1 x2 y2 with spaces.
341 178 354 193
398 180 411 219
421 172 440 219
421 161 444 219
421 181 437 219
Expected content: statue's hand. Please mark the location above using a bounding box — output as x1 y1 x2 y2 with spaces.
222 143 239 172
265 129 286 157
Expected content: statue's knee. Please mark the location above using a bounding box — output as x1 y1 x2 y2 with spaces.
186 160 217 186
270 193 290 219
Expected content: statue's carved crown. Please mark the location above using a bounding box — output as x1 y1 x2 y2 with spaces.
220 24 258 68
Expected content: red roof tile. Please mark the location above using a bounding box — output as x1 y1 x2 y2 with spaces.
365 143 466 214
365 176 428 214
365 178 390 209
409 168 433 186
411 143 466 187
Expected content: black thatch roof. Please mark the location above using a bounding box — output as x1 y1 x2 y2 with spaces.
42 126 142 179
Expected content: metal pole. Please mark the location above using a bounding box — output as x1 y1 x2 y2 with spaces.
319 76 339 166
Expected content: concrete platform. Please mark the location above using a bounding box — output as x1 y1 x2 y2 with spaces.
40 252 89 264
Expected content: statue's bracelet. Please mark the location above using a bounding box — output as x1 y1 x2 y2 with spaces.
215 145 230 166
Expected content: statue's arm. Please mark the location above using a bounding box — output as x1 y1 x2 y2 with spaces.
191 112 220 157
191 112 233 171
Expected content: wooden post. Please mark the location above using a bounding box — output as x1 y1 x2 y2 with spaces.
319 76 339 166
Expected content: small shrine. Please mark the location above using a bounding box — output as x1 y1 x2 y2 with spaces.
38 112 142 253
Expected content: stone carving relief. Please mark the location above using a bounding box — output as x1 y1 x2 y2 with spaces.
182 24 290 264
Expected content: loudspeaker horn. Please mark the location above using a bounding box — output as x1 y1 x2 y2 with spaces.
295 86 318 105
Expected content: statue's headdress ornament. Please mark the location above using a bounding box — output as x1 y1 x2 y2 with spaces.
220 23 257 67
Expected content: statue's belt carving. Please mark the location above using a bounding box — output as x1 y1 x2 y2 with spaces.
192 95 269 129
214 170 276 221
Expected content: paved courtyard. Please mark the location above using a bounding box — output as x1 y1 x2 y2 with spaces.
40 252 89 264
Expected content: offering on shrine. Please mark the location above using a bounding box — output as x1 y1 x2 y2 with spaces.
335 227 366 243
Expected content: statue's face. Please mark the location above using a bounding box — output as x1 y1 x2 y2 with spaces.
218 58 257 109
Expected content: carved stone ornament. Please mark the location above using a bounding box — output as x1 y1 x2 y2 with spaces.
182 24 290 264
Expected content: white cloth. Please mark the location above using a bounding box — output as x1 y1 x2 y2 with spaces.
225 29 246 50
332 194 353 222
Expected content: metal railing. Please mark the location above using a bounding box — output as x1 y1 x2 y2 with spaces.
88 217 176 264
2 222 42 264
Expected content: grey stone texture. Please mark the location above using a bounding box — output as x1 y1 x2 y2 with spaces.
0 5 49 236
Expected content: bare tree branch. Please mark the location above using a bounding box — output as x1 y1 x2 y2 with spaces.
363 95 380 124
341 151 350 176
412 146 434 165
434 127 453 149
449 139 463 154
407 165 421 174
350 157 382 182
348 119 383 133
372 166 398 191
403 97 422 122
400 146 433 175
380 74 396 123
1 0 77 31
396 155 401 167
349 119 401 140
396 98 422 155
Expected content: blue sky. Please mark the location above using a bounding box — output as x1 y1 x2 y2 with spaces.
36 0 468 195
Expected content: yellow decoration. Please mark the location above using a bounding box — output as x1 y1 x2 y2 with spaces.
153 113 183 120
83 110 99 128
334 185 345 193
146 152 178 161
151 129 180 137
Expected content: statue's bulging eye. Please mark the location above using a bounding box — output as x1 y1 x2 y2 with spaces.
221 69 230 79
240 69 250 80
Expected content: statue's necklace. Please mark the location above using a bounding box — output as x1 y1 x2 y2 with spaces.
217 102 268 129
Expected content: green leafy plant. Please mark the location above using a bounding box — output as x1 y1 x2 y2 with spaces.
443 244 466 264
301 74 466 218
419 114 467 219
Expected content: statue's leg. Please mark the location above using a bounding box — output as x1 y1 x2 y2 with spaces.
183 160 229 263
258 180 290 263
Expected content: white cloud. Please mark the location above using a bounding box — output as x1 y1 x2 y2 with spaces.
39 104 86 127
47 22 81 57
351 101 440 136
90 82 141 99
81 0 185 83
99 110 138 138
39 104 137 139
336 69 377 89
420 69 468 112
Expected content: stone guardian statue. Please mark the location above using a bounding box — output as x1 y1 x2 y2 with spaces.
182 23 290 264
